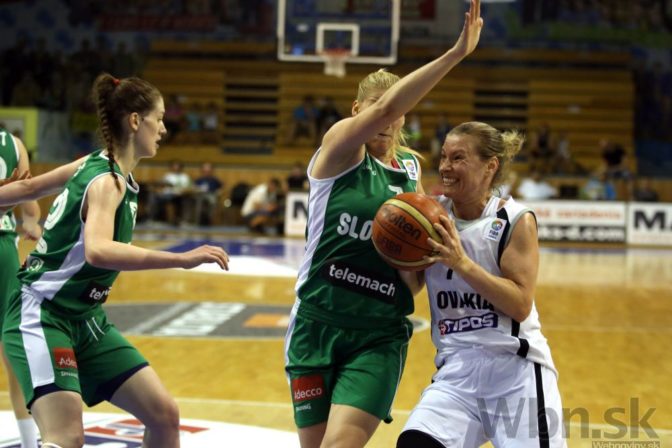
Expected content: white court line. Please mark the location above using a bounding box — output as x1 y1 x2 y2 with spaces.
125 302 193 334
0 392 670 435
106 300 670 337
171 396 672 435
186 256 298 277
544 325 672 334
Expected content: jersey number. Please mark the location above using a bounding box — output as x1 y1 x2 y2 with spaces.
44 188 69 230
0 131 6 147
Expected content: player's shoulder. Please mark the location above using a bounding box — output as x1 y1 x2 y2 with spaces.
502 196 533 217
87 173 128 205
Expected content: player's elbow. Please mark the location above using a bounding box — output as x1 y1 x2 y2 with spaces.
373 102 400 122
20 201 40 218
85 244 108 269
510 298 533 322
19 178 40 201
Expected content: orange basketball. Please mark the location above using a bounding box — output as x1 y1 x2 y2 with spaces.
372 192 448 271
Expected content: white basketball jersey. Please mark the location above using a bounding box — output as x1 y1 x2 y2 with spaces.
425 196 557 374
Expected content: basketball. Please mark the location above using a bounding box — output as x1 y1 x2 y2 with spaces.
371 192 448 271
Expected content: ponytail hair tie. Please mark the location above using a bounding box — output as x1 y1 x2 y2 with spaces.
112 77 121 86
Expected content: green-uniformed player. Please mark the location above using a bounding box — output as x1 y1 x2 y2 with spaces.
284 2 484 445
0 128 41 448
0 73 229 448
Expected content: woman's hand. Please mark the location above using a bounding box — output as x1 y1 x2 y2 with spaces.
451 0 484 59
423 215 472 273
21 221 42 241
0 168 30 187
180 245 230 271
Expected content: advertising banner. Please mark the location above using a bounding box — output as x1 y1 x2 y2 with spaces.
627 202 672 246
284 192 309 237
511 200 627 243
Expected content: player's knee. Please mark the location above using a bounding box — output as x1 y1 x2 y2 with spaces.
164 397 180 430
43 427 85 448
397 429 444 448
145 396 180 433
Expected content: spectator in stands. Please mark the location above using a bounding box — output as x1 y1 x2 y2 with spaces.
600 139 635 199
632 177 659 202
201 101 220 144
70 39 99 78
66 0 99 25
600 140 631 180
241 178 284 234
193 162 224 225
286 161 308 191
516 170 557 200
184 103 203 143
529 122 554 174
551 131 576 174
522 0 559 24
1 36 31 104
580 171 616 200
499 170 519 199
51 49 67 81
31 37 55 91
229 181 251 209
65 71 90 112
430 113 452 168
316 96 342 140
288 95 319 145
93 35 113 75
38 71 67 111
163 94 185 143
405 113 423 149
186 0 211 15
10 73 41 107
153 160 193 226
112 42 139 78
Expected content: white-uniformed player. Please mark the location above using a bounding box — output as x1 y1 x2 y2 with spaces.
398 121 565 448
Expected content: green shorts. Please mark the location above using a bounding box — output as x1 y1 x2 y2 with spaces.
2 288 148 408
0 232 19 341
284 310 413 428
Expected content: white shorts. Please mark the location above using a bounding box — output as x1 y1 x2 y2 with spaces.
402 347 566 448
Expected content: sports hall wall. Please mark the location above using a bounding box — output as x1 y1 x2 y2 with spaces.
1 0 671 239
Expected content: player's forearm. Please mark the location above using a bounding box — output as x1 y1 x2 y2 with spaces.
20 201 41 224
0 179 39 206
2 156 89 205
85 240 185 271
455 258 533 322
399 270 426 296
376 49 466 121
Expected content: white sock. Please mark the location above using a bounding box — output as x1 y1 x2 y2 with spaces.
16 418 39 448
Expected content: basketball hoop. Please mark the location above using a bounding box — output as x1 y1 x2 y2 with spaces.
321 49 351 78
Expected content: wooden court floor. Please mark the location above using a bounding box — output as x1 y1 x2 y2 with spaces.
1 236 671 447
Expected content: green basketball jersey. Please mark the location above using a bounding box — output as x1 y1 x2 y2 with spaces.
19 150 139 318
0 128 19 235
296 150 420 328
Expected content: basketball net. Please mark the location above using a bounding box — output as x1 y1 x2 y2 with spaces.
321 49 350 78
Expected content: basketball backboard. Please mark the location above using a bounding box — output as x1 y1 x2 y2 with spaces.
277 0 400 65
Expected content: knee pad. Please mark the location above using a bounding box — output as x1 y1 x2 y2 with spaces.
397 429 445 448
41 443 64 448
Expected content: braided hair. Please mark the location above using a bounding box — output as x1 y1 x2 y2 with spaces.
91 73 161 190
